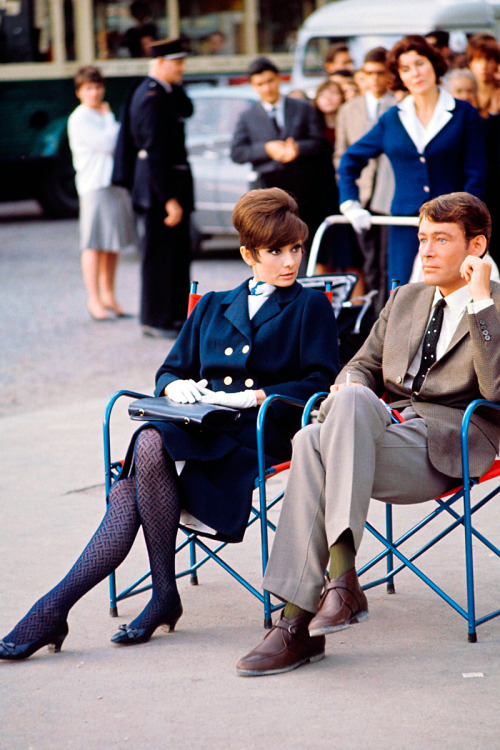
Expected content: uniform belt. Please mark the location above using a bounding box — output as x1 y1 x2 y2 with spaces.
136 150 188 171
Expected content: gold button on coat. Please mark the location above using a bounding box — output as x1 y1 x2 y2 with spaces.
396 375 402 384
245 378 254 387
423 186 430 193
224 347 233 356
242 345 250 354
224 376 232 385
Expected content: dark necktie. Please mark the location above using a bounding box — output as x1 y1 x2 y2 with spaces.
269 106 281 136
412 298 447 392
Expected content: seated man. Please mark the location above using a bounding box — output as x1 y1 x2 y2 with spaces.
237 192 500 676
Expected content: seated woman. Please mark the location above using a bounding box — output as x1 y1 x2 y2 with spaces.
0 188 339 660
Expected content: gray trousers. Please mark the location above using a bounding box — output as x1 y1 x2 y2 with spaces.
263 386 454 612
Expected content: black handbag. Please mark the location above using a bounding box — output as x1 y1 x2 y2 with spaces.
128 396 241 431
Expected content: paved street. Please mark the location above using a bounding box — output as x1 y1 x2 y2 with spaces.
1 204 499 749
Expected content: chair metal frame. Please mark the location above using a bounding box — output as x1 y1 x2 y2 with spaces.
102 274 368 628
103 389 307 628
302 392 500 642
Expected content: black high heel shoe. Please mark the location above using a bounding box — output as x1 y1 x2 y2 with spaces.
111 602 183 646
0 620 69 661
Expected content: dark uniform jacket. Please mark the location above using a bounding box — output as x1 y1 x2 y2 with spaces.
125 280 339 541
112 76 194 212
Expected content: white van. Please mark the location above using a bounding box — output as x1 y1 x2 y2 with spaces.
291 0 499 96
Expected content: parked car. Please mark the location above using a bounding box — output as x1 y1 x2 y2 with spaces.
186 85 258 244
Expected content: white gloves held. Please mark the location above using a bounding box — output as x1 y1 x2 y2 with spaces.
340 200 372 234
165 379 257 409
199 389 257 409
166 379 208 404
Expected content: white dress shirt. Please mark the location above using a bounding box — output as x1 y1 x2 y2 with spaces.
404 285 494 388
397 87 456 154
262 97 285 131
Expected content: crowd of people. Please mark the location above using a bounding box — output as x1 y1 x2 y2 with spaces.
1 32 500 678
233 32 500 309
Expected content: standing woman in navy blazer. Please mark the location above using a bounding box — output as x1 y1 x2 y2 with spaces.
0 188 339 661
338 35 487 290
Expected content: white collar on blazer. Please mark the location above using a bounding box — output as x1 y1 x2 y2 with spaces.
397 87 456 153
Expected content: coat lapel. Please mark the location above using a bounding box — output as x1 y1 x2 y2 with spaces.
251 282 302 330
222 282 252 341
256 102 281 139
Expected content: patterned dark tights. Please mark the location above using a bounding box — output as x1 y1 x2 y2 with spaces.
3 428 180 645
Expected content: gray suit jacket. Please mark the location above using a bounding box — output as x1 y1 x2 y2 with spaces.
333 281 500 479
334 93 395 213
230 96 324 176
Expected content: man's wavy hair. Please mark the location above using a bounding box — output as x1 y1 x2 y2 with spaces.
419 193 491 251
232 188 308 260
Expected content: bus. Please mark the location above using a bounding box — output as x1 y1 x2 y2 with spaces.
0 0 298 217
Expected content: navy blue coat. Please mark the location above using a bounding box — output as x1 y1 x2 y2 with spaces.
133 280 339 541
338 98 487 214
338 97 487 287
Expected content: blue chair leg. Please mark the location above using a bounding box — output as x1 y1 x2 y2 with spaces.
385 504 396 594
463 480 477 643
189 538 199 586
109 570 118 617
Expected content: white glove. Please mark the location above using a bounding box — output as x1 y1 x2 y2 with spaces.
340 200 372 234
165 379 208 404
199 389 257 409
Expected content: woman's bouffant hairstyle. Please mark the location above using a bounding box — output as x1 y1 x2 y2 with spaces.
74 65 104 91
419 192 491 249
387 35 448 91
232 188 308 260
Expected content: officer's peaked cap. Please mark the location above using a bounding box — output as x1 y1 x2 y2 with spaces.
149 37 189 59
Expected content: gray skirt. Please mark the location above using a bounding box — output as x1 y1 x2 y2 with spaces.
79 185 137 252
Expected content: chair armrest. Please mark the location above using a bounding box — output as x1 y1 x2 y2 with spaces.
461 399 500 486
255 394 307 484
103 389 152 495
301 391 329 427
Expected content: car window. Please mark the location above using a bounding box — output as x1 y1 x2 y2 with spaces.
187 97 253 138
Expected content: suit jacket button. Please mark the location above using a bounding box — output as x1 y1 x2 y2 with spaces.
484 334 491 341
224 347 233 356
396 376 402 384
423 186 430 193
245 378 254 387
419 156 426 163
224 376 233 385
482 329 490 337
242 345 250 354
479 319 486 326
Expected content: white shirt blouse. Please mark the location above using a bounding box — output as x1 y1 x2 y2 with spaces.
67 104 120 196
397 87 456 154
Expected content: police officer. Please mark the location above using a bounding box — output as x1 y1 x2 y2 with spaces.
113 38 194 337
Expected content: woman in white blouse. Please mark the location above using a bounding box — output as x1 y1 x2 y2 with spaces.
68 66 136 321
338 35 487 291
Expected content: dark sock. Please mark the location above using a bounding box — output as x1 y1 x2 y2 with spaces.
328 529 355 580
283 602 310 618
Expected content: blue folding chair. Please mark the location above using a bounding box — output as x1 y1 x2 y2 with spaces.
301 392 500 642
102 276 360 628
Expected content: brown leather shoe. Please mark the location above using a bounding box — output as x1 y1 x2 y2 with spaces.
236 612 325 677
308 567 369 637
